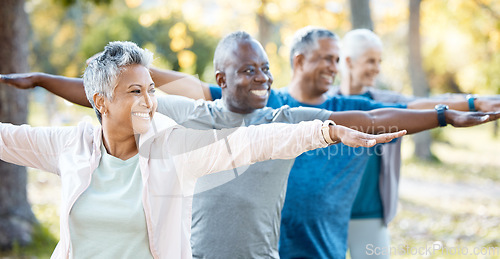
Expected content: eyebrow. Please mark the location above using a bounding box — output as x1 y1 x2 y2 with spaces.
240 61 270 68
127 83 155 89
128 84 142 89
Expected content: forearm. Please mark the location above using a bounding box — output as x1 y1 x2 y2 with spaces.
170 120 327 177
407 99 468 111
35 73 91 107
330 108 439 134
150 67 212 101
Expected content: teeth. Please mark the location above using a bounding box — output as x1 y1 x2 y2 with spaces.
321 74 333 83
251 90 268 97
132 112 150 118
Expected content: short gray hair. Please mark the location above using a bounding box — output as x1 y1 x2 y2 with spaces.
289 26 339 68
83 41 153 122
213 31 253 72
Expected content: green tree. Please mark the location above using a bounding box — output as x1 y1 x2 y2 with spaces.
0 0 109 251
410 0 433 160
0 0 32 250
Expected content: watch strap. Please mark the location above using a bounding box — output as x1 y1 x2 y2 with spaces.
435 105 448 127
466 94 477 112
321 120 339 145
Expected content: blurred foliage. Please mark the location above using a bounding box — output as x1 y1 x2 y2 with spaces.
27 0 218 83
422 0 500 95
53 0 112 7
25 0 500 95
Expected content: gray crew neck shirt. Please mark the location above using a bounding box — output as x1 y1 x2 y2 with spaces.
157 95 331 258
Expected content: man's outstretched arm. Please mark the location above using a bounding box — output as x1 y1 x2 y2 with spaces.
329 108 500 135
0 68 214 107
407 96 500 113
0 73 91 107
150 68 213 101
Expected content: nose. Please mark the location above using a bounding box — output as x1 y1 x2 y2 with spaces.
254 68 270 83
329 59 339 74
142 92 153 108
374 61 381 74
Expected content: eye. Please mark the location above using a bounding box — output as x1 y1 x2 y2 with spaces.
242 67 255 74
149 88 156 94
262 66 270 73
131 89 141 94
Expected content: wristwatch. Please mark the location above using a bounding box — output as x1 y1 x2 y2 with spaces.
321 120 340 145
466 94 477 112
435 104 449 127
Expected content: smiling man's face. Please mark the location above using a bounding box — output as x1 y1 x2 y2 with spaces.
219 39 273 114
299 37 340 96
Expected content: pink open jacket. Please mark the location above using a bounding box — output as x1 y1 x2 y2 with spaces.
0 114 328 259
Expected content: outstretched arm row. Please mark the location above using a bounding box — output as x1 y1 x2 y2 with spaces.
1 71 499 137
0 67 214 108
330 108 500 135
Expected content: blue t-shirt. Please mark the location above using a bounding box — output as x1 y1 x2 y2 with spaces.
350 91 385 219
350 145 383 219
208 85 406 259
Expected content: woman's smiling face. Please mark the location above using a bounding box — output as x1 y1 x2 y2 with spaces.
103 64 157 135
349 46 382 88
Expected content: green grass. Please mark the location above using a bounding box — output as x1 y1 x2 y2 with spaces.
389 124 500 259
0 223 57 258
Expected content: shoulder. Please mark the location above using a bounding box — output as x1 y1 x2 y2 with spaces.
208 84 222 100
157 95 198 109
368 88 415 103
259 105 330 123
323 94 386 111
266 87 295 109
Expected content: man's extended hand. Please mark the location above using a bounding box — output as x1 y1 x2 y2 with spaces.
331 125 407 148
476 97 500 112
0 73 40 89
446 110 500 127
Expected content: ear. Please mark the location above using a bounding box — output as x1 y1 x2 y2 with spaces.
293 54 304 71
215 71 227 89
345 56 354 69
93 93 107 115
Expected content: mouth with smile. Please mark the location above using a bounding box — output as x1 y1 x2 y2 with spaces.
131 112 152 120
321 74 334 84
250 89 269 97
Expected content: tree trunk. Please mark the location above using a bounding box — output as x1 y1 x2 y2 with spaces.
349 0 374 30
409 0 433 160
256 0 273 47
0 0 36 250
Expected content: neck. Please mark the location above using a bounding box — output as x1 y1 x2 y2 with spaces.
101 123 138 160
339 73 366 96
288 76 326 105
221 97 255 114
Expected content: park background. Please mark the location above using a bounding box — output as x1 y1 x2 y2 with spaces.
0 0 499 258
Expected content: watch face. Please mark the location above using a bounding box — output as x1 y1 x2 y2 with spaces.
435 104 449 110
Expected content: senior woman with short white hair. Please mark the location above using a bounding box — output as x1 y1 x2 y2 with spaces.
0 41 405 259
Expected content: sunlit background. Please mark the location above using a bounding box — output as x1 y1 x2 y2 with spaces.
4 0 500 257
